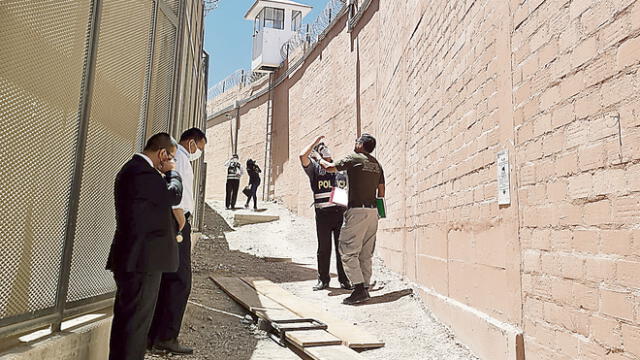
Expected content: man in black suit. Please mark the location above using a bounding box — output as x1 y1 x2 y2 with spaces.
106 132 183 360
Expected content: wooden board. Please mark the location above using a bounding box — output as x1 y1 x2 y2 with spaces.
286 330 342 347
305 345 368 360
241 277 385 349
261 256 292 263
211 276 353 355
233 214 279 226
210 276 296 321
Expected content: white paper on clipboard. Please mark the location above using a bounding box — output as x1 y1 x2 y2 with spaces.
329 187 348 207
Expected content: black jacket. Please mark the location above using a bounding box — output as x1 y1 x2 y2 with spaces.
106 155 183 273
247 164 261 185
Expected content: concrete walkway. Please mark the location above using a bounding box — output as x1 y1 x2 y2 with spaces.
209 201 479 360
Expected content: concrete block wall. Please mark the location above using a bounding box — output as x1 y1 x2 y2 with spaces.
204 120 233 201
512 0 640 358
205 96 269 202
205 0 640 358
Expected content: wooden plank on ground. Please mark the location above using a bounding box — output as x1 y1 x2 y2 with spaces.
286 330 342 347
233 213 279 226
210 276 352 353
304 345 368 360
261 256 292 263
241 277 385 349
210 276 296 321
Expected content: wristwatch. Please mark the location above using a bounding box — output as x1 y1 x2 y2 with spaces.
176 230 183 243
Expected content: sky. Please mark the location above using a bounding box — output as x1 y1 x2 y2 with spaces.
203 0 329 91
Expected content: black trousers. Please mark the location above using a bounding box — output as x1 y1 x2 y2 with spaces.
225 179 240 208
245 182 259 208
148 219 192 343
109 271 162 360
315 207 348 284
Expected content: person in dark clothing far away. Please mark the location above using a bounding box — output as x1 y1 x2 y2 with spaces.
106 132 183 360
224 154 243 209
319 133 385 305
244 159 261 210
300 135 351 291
148 127 206 355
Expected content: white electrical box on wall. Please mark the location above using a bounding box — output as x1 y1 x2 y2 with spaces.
497 150 511 205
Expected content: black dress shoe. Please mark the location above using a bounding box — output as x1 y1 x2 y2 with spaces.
153 338 194 355
312 280 329 291
342 284 370 305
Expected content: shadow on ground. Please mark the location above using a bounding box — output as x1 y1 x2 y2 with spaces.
147 204 317 360
148 204 413 359
353 289 414 306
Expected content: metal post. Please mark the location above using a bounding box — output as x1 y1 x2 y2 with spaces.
52 0 103 332
139 0 160 149
169 0 187 137
235 102 240 155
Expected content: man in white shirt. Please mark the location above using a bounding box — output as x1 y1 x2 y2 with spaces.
148 128 206 355
224 154 243 209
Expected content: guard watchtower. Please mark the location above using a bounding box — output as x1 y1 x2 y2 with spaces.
245 0 312 72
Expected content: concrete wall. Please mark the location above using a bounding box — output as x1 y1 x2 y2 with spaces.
0 317 111 360
206 1 640 359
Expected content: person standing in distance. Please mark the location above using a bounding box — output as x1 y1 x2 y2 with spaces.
224 154 243 209
148 128 207 355
299 135 351 291
319 133 385 305
244 159 261 210
106 133 183 360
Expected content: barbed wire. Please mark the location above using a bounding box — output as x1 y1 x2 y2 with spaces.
203 0 220 15
207 69 267 100
280 0 346 59
207 0 347 102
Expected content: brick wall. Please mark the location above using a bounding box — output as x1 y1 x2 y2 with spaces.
513 0 640 358
205 0 640 359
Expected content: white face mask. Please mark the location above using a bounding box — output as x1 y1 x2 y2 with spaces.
188 140 202 161
189 148 202 161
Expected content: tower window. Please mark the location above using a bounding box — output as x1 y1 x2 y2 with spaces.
292 10 302 31
263 7 284 30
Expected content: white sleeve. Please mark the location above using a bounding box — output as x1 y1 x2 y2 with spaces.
172 157 191 210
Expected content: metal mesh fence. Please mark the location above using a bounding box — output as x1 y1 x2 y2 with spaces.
66 0 155 304
163 0 180 15
147 9 177 136
0 0 93 321
0 0 208 338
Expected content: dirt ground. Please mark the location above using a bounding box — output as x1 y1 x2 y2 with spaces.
146 201 479 360
145 203 303 360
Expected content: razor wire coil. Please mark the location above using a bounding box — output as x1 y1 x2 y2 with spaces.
207 0 347 103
